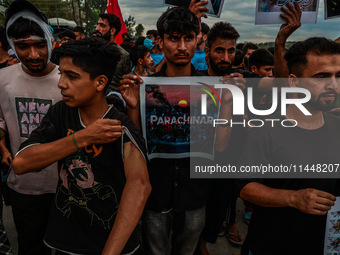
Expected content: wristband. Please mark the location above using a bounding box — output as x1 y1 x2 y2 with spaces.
72 132 80 150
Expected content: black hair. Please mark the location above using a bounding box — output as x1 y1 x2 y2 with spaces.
207 22 239 49
236 43 245 50
267 46 274 55
201 22 210 35
135 36 146 46
249 48 273 69
285 37 340 76
130 45 149 66
242 42 258 56
0 26 9 51
53 37 121 90
157 7 200 38
146 29 158 39
73 26 85 35
7 17 44 39
58 29 76 40
99 13 121 36
232 49 244 67
120 38 134 53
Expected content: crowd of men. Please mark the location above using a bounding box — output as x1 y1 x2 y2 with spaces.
0 0 339 255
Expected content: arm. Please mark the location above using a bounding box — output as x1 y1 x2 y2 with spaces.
215 73 245 152
102 141 151 255
0 130 12 167
12 119 122 174
240 182 336 216
257 2 302 92
119 74 143 130
274 1 301 78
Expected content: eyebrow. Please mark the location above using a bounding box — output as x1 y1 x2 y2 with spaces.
14 41 46 45
312 72 332 77
58 68 80 77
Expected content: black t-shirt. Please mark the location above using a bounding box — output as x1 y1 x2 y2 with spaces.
0 60 8 69
237 113 340 255
146 64 207 212
19 101 146 254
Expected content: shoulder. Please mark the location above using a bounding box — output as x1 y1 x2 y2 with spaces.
0 64 20 84
323 112 340 128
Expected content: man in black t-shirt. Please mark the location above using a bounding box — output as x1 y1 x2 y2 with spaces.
12 38 151 255
120 5 213 255
239 37 340 255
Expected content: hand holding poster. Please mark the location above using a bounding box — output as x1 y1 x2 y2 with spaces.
141 77 221 160
255 0 319 24
163 0 225 18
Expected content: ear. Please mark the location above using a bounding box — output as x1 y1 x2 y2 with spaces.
138 57 143 65
288 74 299 88
205 47 210 56
251 65 257 73
95 75 108 92
158 36 164 50
110 27 116 37
203 34 207 42
0 42 2 49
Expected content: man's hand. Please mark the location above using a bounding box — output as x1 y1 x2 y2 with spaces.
278 1 302 41
76 119 122 148
220 73 246 103
290 188 336 215
119 74 143 109
0 148 12 167
189 0 209 19
7 56 20 66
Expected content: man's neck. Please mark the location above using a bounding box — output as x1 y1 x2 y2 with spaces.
134 65 147 76
207 68 216 76
79 97 109 126
22 62 55 77
286 104 324 130
165 62 192 77
197 43 205 51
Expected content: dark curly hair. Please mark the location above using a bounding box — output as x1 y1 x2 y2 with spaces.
53 37 121 90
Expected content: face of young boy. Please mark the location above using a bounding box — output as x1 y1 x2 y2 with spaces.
58 56 98 108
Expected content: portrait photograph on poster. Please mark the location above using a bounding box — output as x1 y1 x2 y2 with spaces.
255 0 319 24
325 0 340 19
163 0 225 18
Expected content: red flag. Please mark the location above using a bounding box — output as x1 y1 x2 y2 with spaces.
107 0 128 45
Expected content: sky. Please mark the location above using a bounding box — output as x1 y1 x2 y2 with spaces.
118 0 340 43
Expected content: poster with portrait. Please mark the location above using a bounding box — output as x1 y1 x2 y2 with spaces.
324 197 340 254
255 0 319 24
163 0 225 18
140 77 221 160
325 0 340 19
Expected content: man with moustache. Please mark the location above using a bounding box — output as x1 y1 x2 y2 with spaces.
120 6 214 254
0 0 61 253
239 37 340 255
95 13 131 92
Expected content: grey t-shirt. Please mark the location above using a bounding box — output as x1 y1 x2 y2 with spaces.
0 63 61 194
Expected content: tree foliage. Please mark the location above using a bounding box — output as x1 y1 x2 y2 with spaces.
124 15 135 37
135 23 144 38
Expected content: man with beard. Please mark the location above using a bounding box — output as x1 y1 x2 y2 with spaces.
95 13 131 93
120 5 217 254
191 22 209 71
0 0 61 254
238 37 340 255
